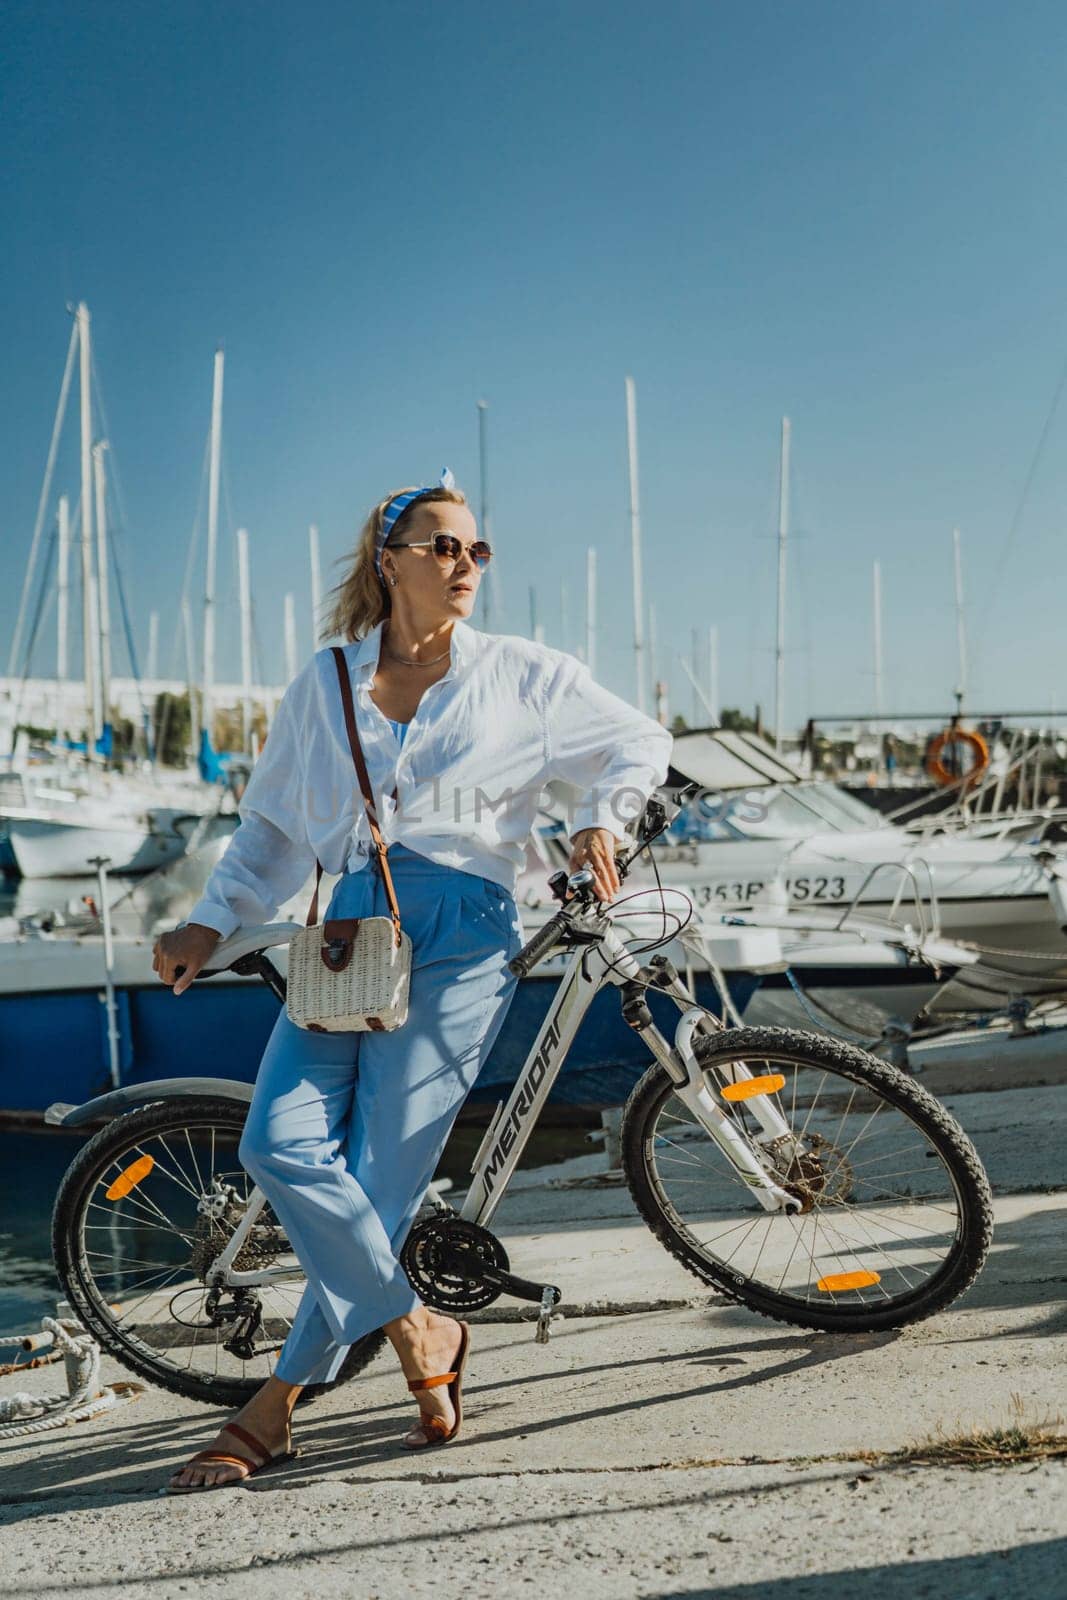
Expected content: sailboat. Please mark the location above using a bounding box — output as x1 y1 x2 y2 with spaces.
4 317 242 877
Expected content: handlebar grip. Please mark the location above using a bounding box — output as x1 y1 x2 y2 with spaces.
508 913 565 979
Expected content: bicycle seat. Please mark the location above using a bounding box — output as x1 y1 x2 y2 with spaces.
196 921 303 977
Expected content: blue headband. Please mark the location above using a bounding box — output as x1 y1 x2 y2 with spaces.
375 468 455 585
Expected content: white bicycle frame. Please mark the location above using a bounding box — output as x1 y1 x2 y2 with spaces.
200 887 803 1297
458 902 803 1229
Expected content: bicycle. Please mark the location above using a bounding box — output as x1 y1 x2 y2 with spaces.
48 788 994 1409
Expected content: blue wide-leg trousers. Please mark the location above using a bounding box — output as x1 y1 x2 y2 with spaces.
238 844 524 1386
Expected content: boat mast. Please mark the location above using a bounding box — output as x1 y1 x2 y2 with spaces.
953 527 967 705
147 610 159 682
529 585 545 643
774 415 791 753
649 603 670 724
77 303 102 749
585 546 597 675
203 346 224 748
144 608 159 762
309 523 321 645
648 601 657 703
8 319 78 679
708 624 719 723
284 592 297 683
873 559 884 763
625 375 647 712
92 440 112 732
182 597 199 754
55 495 70 747
679 653 718 722
477 400 493 629
237 527 253 752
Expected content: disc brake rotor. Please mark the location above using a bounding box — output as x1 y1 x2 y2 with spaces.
771 1132 854 1211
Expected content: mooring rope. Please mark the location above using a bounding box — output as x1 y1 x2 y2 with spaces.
0 1317 143 1439
782 968 882 1048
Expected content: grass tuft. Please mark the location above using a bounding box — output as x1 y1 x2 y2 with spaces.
894 1393 1067 1471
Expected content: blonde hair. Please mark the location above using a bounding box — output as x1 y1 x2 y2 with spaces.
320 485 469 643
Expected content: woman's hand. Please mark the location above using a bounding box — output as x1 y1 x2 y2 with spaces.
567 827 623 904
152 923 223 997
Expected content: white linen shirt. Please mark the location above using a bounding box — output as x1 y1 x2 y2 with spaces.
186 618 674 939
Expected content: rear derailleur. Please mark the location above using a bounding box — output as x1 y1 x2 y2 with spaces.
202 1285 267 1362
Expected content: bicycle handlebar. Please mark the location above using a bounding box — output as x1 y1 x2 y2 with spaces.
507 786 696 979
508 910 570 979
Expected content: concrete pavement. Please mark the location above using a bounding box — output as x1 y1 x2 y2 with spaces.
1 1068 1064 1598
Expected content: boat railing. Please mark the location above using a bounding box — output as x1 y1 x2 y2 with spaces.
903 732 1057 841
832 858 941 943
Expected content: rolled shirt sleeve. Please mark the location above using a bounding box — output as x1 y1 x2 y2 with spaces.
542 657 674 846
185 680 317 939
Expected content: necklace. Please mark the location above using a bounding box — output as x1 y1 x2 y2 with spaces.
382 630 451 668
383 644 450 667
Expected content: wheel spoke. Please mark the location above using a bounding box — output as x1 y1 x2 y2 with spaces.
66 1111 313 1389
636 1033 978 1321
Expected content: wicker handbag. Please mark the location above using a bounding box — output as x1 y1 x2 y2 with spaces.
285 646 412 1034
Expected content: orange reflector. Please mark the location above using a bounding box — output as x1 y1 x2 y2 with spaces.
721 1073 786 1102
817 1270 881 1293
105 1154 155 1200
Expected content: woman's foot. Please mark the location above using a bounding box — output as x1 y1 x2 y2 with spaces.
385 1309 466 1448
167 1377 301 1490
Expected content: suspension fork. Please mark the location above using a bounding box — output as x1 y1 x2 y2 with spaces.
641 953 794 1143
611 947 801 1214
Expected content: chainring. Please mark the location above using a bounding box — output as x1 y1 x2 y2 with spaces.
400 1215 510 1312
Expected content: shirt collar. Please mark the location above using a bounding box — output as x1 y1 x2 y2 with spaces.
350 617 480 680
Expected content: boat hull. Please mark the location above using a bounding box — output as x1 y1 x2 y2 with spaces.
653 831 1063 958
7 816 188 878
0 963 758 1117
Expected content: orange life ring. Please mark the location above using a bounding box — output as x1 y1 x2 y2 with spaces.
925 727 989 787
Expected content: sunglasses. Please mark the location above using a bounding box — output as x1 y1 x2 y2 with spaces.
390 532 493 569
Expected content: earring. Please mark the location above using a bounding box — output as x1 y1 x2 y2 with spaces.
390 576 398 587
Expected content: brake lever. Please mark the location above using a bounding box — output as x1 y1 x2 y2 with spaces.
616 784 697 872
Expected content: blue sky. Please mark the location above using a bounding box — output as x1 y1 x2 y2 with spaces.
3 0 1066 730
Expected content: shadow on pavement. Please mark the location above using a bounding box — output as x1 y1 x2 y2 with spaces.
650 1535 1067 1599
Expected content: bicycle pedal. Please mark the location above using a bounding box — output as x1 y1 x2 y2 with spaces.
535 1286 562 1344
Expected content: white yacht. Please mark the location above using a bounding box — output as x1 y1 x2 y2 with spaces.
652 729 1064 958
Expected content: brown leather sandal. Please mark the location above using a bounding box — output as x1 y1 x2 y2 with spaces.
166 1419 302 1494
403 1320 471 1448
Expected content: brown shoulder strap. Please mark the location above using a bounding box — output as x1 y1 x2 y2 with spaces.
305 860 324 928
330 645 403 947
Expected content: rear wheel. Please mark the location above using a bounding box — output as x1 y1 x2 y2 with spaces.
52 1097 385 1407
622 1027 993 1332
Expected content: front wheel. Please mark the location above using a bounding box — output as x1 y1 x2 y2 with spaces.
621 1027 993 1332
52 1096 385 1407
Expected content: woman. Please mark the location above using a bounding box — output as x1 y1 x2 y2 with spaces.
155 477 673 1490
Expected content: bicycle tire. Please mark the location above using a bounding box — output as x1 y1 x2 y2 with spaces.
52 1096 385 1407
621 1026 993 1333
